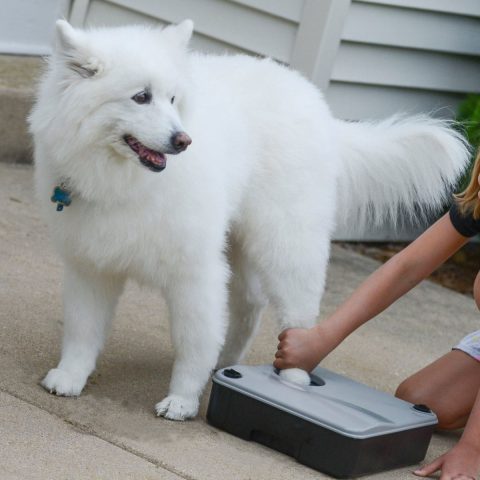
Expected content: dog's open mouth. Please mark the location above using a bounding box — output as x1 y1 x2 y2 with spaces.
123 135 166 172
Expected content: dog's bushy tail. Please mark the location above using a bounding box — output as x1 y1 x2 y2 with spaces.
335 115 470 232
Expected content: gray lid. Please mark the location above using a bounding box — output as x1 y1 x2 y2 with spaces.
212 365 437 439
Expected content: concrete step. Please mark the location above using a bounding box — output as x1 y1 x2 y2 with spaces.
0 54 43 164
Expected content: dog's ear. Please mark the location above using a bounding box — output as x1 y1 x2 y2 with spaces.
162 19 194 49
55 20 99 78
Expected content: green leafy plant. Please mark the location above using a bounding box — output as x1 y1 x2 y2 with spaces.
457 94 480 147
456 94 480 192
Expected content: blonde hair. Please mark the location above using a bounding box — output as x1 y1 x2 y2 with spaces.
455 150 480 219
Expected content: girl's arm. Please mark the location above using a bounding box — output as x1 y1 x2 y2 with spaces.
274 212 470 371
414 388 480 479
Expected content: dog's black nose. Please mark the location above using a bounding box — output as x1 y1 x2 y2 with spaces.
170 132 192 152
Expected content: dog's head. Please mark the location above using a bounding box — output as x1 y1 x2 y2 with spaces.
32 20 194 179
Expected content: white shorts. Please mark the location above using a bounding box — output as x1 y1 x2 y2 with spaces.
454 330 480 362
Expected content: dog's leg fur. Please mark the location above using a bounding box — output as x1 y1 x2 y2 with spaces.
217 240 268 368
265 238 331 386
243 201 334 385
41 265 125 396
156 258 229 420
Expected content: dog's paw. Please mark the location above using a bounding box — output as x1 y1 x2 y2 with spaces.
279 368 310 386
41 368 86 396
155 394 199 421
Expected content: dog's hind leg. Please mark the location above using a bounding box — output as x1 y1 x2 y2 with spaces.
266 236 331 386
216 239 268 368
243 206 334 385
41 264 125 396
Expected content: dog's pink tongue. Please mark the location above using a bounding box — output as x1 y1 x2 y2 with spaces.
139 145 166 167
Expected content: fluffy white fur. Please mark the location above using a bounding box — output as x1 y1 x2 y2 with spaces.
278 368 311 387
29 20 469 420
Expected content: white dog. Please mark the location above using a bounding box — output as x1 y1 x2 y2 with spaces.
29 19 469 420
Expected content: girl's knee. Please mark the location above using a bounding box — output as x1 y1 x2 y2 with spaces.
395 377 426 405
435 412 467 430
395 378 437 413
474 271 480 310
396 378 465 430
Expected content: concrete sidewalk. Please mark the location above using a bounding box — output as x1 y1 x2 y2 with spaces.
1 162 478 480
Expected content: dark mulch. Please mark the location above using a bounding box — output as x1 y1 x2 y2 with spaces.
337 241 480 297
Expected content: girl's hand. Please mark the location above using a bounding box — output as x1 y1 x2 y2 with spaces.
414 441 480 480
274 324 337 372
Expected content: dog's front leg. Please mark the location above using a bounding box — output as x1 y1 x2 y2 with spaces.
156 263 228 420
41 264 125 396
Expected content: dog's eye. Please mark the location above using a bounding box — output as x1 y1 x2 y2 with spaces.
170 96 175 105
132 90 152 105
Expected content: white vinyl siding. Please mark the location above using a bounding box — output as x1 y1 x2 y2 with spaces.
0 0 70 55
67 0 480 121
326 0 480 120
1 0 478 122
354 0 480 17
72 0 305 61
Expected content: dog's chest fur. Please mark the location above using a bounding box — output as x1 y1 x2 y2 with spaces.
45 183 230 286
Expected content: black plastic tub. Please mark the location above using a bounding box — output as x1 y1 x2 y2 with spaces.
207 365 437 478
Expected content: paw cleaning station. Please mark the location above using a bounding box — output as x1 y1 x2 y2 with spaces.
207 365 437 478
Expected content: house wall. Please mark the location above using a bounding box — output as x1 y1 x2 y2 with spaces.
0 0 70 55
70 0 305 60
328 0 480 120
3 0 478 119
66 0 480 121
